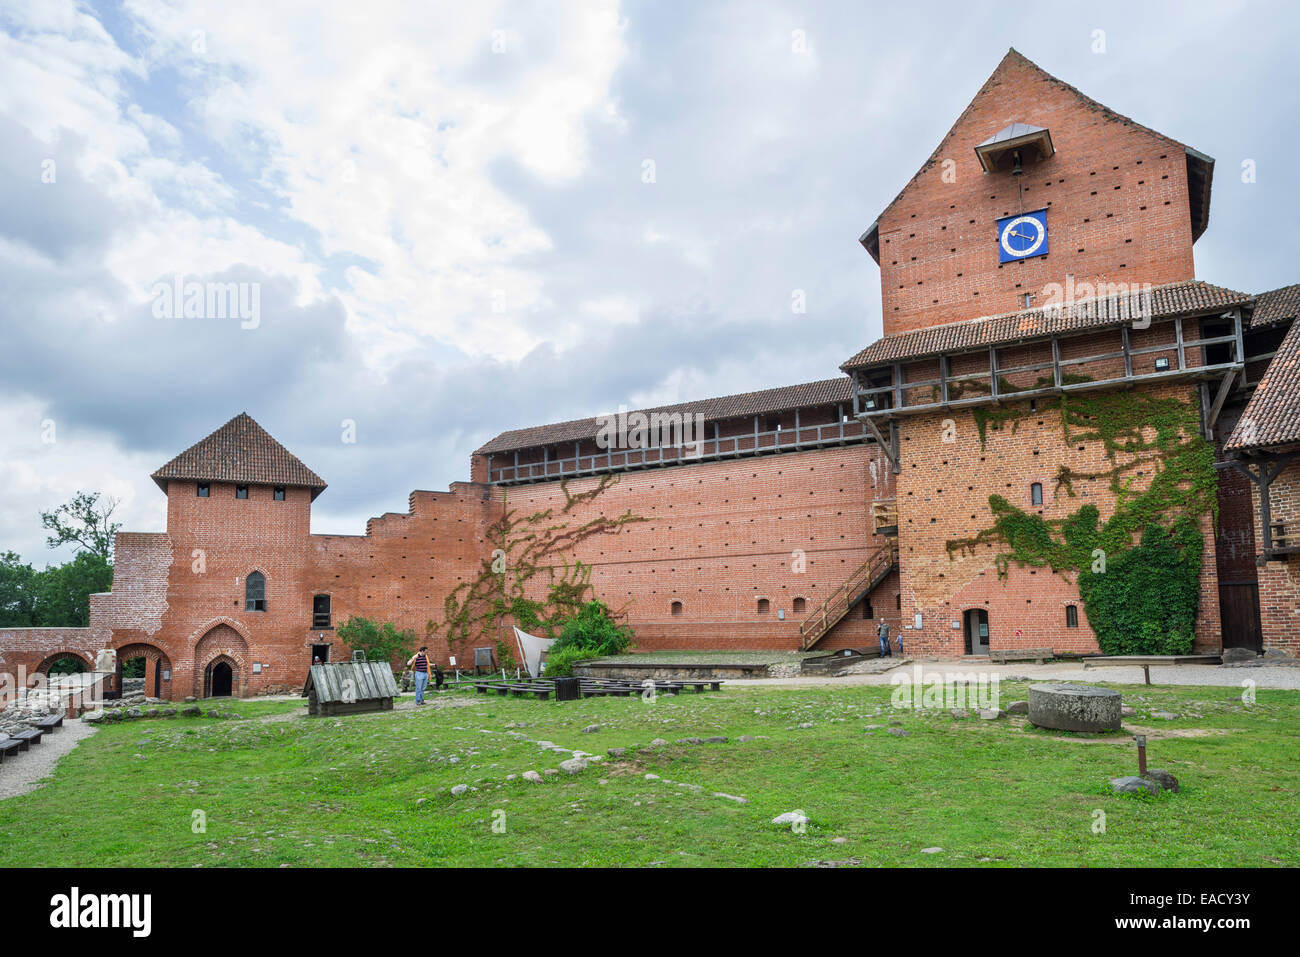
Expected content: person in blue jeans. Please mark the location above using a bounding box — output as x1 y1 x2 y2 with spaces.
407 646 432 705
877 618 891 657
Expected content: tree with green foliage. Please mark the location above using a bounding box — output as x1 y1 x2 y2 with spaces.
48 655 88 675
40 490 121 561
35 551 114 627
0 551 39 626
335 616 416 667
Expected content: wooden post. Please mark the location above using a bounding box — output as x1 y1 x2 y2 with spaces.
1233 308 1245 367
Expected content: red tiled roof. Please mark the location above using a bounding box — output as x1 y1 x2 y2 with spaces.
474 378 854 455
1249 283 1300 331
152 413 327 497
840 280 1250 370
1226 319 1300 452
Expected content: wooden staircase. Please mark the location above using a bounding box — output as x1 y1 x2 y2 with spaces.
799 539 899 650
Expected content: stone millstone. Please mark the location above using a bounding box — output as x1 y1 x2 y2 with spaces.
1028 683 1121 732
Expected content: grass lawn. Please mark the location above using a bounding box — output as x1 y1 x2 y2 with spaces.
1 681 1296 867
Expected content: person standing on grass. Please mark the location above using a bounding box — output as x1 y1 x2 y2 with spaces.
877 617 891 658
407 646 432 705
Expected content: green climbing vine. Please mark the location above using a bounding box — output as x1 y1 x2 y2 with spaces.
434 475 649 664
947 387 1216 655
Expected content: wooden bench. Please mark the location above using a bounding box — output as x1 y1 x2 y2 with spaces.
474 682 552 700
989 648 1054 665
677 680 724 692
0 737 22 763
11 728 43 751
36 714 64 732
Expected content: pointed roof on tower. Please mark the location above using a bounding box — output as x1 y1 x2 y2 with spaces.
151 413 327 499
858 48 1214 262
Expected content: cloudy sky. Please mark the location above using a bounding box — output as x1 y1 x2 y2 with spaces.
1 0 1297 564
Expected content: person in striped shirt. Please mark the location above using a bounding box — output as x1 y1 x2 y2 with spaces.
407 646 433 705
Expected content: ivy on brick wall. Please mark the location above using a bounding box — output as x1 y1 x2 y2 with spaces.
947 388 1215 655
434 475 648 666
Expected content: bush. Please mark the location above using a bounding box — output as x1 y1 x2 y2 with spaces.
541 646 602 678
551 600 632 657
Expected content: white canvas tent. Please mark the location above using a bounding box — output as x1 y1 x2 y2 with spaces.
513 626 556 678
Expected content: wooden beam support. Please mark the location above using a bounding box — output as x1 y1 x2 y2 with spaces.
859 414 899 473
1199 381 1213 440
1206 368 1239 437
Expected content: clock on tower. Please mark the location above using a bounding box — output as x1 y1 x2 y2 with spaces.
996 209 1048 262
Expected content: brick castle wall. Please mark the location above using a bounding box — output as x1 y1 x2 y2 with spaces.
492 444 900 654
892 382 1220 656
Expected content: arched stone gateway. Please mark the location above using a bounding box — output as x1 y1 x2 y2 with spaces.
203 655 238 698
114 642 172 700
35 650 94 676
192 623 251 698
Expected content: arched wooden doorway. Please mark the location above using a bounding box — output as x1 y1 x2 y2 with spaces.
204 657 237 698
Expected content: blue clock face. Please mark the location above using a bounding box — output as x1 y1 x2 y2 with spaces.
997 209 1048 262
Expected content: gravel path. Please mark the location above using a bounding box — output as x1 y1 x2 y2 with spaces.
0 720 97 800
725 658 1300 691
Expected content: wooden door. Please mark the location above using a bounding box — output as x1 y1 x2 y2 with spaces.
1219 583 1262 652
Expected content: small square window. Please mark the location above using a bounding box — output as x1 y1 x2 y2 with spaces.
236 486 249 499
197 483 209 498
273 486 286 501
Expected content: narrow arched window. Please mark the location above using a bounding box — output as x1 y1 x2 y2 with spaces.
1065 604 1079 628
671 601 683 617
1030 482 1043 506
246 571 267 612
757 598 770 615
793 597 806 614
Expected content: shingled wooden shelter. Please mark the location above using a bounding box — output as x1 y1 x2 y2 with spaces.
303 660 398 716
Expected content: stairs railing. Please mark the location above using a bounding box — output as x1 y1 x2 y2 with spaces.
798 540 898 650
